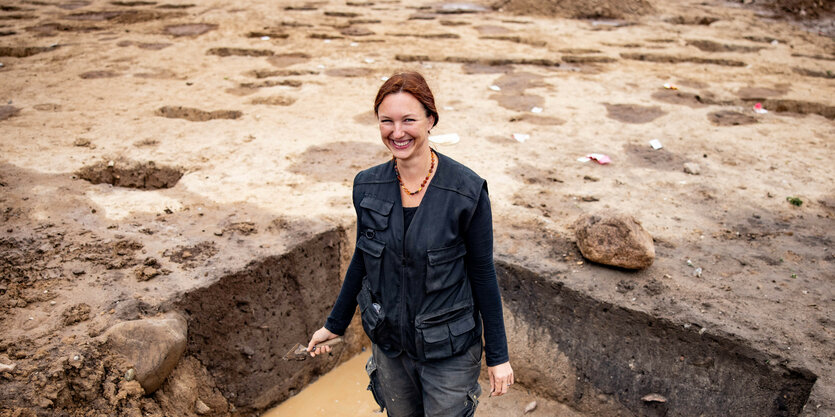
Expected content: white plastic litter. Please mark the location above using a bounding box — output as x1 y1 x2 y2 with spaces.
350 42 358 47
443 106 454 111
489 85 501 91
512 133 530 143
323 39 331 43
260 36 270 41
429 133 460 145
317 64 326 69
577 157 591 163
649 139 663 150
364 58 375 64
531 107 543 113
381 76 389 81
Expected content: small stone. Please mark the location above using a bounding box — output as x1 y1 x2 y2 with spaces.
73 138 92 147
524 400 537 413
213 230 223 236
72 268 85 276
125 368 136 381
195 399 212 415
642 393 667 403
683 162 700 175
0 362 16 373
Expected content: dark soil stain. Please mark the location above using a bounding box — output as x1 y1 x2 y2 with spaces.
79 70 119 79
440 19 469 26
324 11 359 17
558 48 601 54
267 52 310 68
0 30 15 36
509 114 566 125
397 54 560 67
492 71 546 93
207 47 273 57
156 106 242 121
492 94 544 112
0 45 58 57
687 39 765 53
792 67 834 79
605 103 666 124
474 24 510 35
735 87 788 100
707 110 757 126
480 35 546 47
111 1 156 6
744 35 781 43
247 30 289 39
562 55 616 63
64 10 181 23
57 1 91 10
621 52 745 66
624 143 689 170
76 158 183 189
249 95 296 106
665 15 719 25
388 32 460 39
324 67 372 77
461 63 512 74
248 69 318 78
288 141 389 183
239 79 302 89
0 105 21 121
507 162 564 185
0 14 37 20
651 89 710 108
791 53 835 61
164 23 217 36
759 99 835 120
340 26 375 36
156 3 195 9
353 110 378 125
26 22 102 34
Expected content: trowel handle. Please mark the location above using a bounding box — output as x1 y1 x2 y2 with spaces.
313 337 343 349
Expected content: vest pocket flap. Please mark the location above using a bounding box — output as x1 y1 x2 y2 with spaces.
449 315 475 336
357 237 385 258
359 196 394 215
427 242 467 266
423 325 450 344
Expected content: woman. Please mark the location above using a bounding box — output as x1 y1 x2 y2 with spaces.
307 71 513 416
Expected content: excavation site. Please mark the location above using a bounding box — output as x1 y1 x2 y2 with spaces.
0 0 833 416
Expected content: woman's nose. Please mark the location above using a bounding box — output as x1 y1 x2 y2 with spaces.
392 123 406 138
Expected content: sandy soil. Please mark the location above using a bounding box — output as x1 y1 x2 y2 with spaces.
0 0 833 415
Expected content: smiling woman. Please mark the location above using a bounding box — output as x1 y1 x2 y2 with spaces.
305 71 514 416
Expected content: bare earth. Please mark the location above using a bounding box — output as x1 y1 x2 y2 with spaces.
0 0 833 416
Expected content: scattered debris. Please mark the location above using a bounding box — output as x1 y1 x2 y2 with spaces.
429 133 460 144
649 139 663 149
582 153 611 164
531 106 543 113
489 84 501 91
512 133 530 142
663 82 678 90
786 196 803 206
754 102 768 114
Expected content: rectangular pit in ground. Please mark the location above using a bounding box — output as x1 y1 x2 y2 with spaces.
175 228 363 414
497 261 817 417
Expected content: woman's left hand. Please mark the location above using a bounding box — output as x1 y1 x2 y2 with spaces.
487 361 514 397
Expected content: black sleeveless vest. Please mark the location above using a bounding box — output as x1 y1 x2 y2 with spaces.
353 151 485 361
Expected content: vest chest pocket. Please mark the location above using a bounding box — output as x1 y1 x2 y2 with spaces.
359 196 393 231
357 236 385 293
425 242 467 293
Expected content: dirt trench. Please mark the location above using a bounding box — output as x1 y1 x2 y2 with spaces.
162 230 816 417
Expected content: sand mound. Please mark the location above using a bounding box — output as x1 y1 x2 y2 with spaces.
492 0 654 19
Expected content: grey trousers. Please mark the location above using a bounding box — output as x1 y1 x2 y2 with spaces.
370 342 483 417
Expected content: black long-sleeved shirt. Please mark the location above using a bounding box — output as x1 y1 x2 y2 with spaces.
325 187 509 366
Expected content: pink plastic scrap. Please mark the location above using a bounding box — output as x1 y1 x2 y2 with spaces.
753 102 768 114
586 153 611 165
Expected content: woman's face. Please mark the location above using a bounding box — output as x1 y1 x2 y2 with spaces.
377 92 434 162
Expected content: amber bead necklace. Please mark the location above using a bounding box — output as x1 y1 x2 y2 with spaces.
394 150 435 196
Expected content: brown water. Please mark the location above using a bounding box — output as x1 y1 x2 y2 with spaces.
263 349 586 417
263 351 381 417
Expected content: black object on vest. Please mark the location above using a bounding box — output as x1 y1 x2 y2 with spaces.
353 151 485 362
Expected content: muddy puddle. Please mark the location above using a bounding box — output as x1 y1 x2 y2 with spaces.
262 351 380 417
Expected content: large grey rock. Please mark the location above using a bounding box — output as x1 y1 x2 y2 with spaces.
573 212 655 269
103 312 187 394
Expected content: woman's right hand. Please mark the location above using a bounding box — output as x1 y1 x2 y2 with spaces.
307 327 339 357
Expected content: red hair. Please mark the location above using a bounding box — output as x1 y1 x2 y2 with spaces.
374 71 439 128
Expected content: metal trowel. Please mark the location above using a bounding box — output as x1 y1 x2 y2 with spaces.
282 337 344 361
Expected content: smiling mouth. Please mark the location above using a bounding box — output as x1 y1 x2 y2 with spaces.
390 139 412 149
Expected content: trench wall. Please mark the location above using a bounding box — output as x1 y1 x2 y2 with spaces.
175 228 364 415
497 260 817 417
